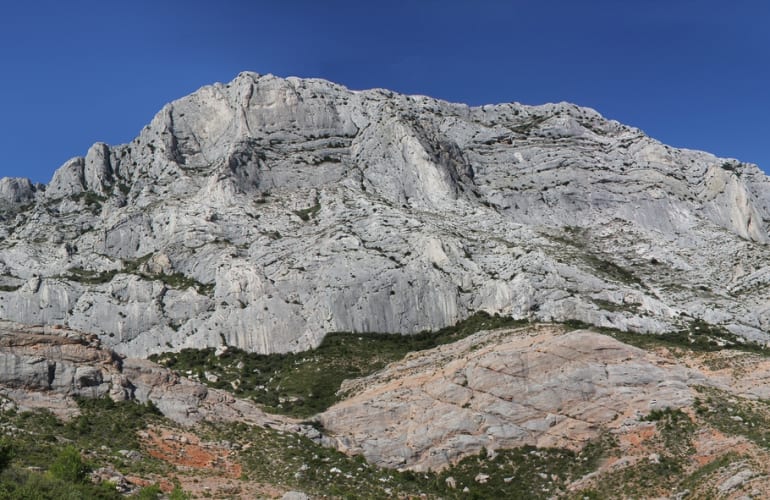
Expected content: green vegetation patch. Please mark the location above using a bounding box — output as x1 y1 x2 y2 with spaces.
0 459 121 499
70 191 107 206
589 297 640 314
434 439 613 499
64 267 119 285
0 397 172 498
510 114 549 134
579 408 696 497
151 312 527 417
581 253 643 286
578 454 689 499
3 397 165 472
64 254 214 295
641 407 695 456
680 452 739 495
630 319 767 355
564 318 770 357
545 226 645 287
293 201 321 222
124 254 214 295
695 386 770 448
206 421 615 499
70 191 107 214
0 275 23 292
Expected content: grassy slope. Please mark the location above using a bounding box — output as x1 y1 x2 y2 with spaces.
3 388 768 499
0 391 618 499
202 420 615 499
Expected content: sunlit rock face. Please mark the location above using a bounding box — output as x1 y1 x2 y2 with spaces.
1 72 769 357
319 325 704 471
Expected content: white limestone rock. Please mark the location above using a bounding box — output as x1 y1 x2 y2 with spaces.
83 142 114 195
0 177 36 206
46 157 85 199
0 72 769 356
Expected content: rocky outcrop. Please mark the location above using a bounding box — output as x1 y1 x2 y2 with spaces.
0 177 35 206
0 321 289 428
0 322 117 401
121 357 292 427
0 73 769 356
317 324 770 472
46 157 86 199
319 325 706 471
7 316 770 494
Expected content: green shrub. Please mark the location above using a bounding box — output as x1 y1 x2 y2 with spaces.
293 201 321 221
135 483 163 499
0 465 118 499
0 440 13 472
48 446 88 483
168 485 190 500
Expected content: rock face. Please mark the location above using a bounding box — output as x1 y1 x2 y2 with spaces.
1 72 769 356
319 325 705 471
0 323 116 401
317 324 770 473
0 321 288 427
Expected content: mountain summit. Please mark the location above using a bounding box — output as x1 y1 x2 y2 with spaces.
1 72 769 357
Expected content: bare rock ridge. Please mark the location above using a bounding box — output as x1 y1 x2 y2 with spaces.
1 72 770 356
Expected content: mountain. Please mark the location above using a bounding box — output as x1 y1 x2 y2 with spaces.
3 73 770 496
1 72 769 358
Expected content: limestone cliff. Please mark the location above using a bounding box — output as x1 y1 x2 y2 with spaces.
1 72 769 356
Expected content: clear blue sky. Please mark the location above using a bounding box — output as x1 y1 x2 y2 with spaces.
1 0 768 183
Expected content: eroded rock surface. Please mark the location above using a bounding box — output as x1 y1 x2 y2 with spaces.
320 325 709 470
0 73 769 356
0 321 290 428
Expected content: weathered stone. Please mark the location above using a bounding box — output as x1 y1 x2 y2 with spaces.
0 177 35 206
0 72 769 360
0 321 293 429
281 492 310 500
319 325 706 471
718 469 754 493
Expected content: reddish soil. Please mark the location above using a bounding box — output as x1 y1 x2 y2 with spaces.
133 425 287 498
618 424 656 448
141 426 242 478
